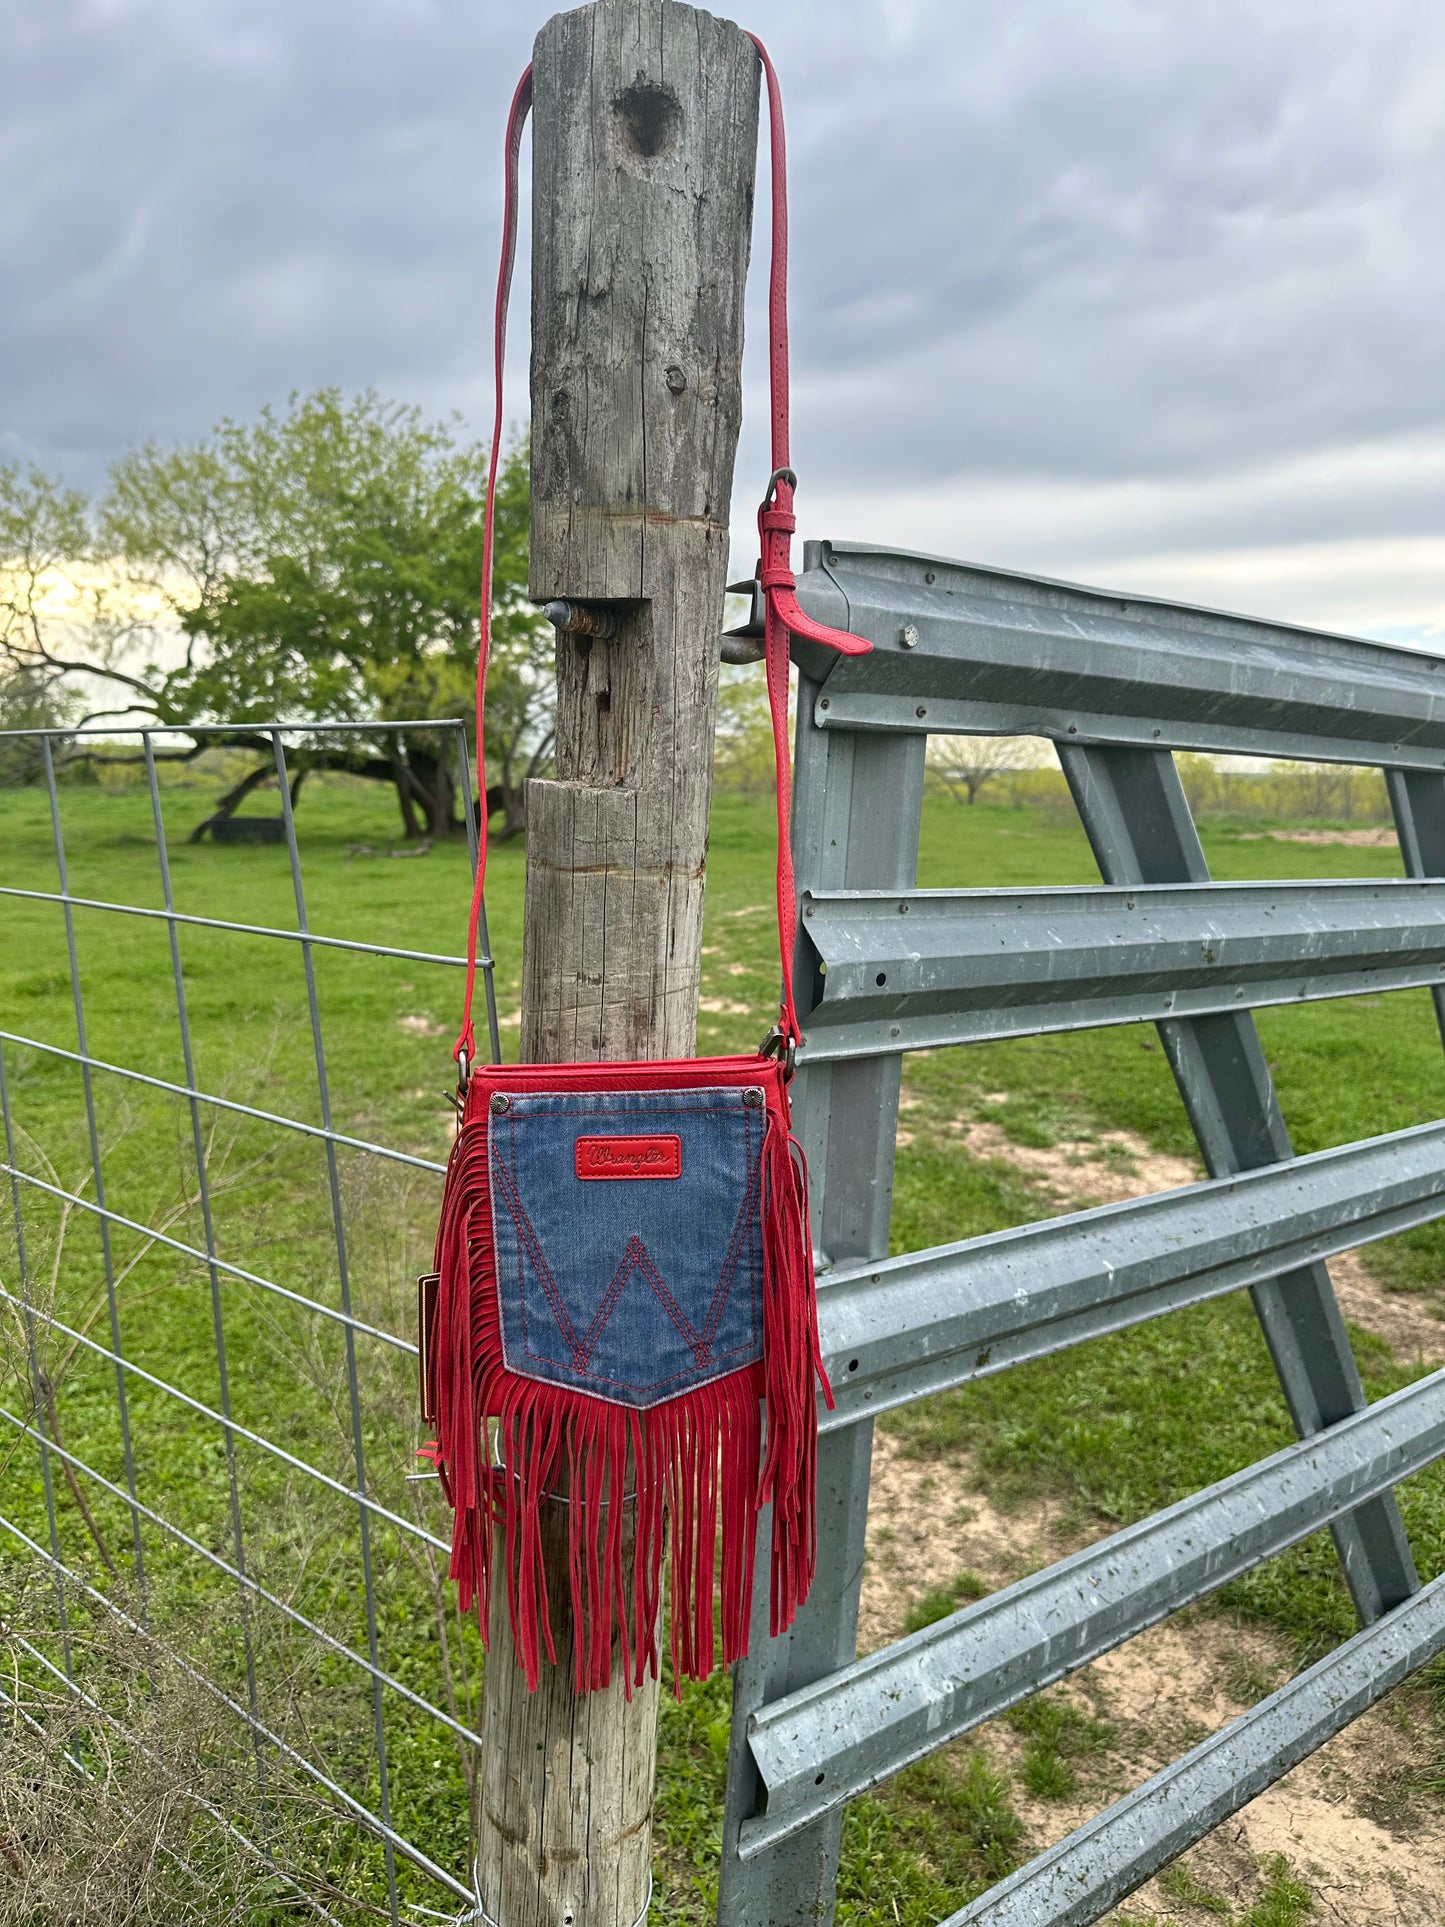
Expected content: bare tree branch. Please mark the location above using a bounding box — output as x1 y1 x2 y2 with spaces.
927 734 1042 805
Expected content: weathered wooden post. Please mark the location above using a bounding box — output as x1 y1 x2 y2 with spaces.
472 4 759 1920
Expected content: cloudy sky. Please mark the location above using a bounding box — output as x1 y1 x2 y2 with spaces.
5 0 1443 643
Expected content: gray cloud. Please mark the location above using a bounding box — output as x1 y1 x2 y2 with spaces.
4 0 1443 633
2 0 530 474
773 1 1445 477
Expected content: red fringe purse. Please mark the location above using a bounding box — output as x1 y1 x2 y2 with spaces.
422 39 870 1696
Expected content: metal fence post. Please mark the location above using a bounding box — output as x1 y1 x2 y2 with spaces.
272 731 400 1918
39 737 149 1598
1387 769 1445 1048
141 730 273 1826
719 673 927 1926
0 1041 77 1706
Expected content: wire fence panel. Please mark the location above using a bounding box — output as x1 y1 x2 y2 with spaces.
0 721 498 1922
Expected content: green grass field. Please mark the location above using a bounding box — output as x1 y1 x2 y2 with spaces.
2 769 1443 1923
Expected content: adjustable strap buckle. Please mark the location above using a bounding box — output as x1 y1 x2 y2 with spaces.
760 1022 797 1080
759 469 798 546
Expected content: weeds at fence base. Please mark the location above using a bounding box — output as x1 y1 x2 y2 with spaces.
0 1574 369 1926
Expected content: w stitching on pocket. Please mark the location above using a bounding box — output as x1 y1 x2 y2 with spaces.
492 1156 588 1370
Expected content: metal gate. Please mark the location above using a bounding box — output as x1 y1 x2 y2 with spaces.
718 540 1445 1924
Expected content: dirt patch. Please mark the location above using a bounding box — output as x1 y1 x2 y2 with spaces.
1100 1619 1445 1923
862 1442 1445 1924
1238 827 1399 847
1328 1248 1445 1370
958 1114 1445 1368
859 1431 1093 1654
958 1116 1201 1207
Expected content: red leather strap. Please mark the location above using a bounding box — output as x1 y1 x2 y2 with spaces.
746 34 873 1052
454 40 870 1076
455 63 532 1076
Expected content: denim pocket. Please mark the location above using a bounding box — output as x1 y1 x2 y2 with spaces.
488 1084 766 1408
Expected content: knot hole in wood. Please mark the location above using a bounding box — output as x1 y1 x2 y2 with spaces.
612 80 681 159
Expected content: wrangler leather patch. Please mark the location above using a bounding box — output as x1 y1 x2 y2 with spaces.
574 1134 683 1181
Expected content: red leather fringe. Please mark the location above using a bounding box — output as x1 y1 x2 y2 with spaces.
426 1104 825 1696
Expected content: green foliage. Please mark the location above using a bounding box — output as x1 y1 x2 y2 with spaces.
926 734 1044 806
1006 1691 1113 1801
903 1570 988 1634
0 460 92 643
0 462 95 784
1241 1855 1316 1926
3 395 553 837
1 461 101 742
0 664 77 786
836 1749 1026 1922
712 661 780 796
1220 1647 1285 1705
1177 751 1390 824
102 390 551 800
653 1664 733 1921
1158 1860 1232 1913
1133 1854 1317 1926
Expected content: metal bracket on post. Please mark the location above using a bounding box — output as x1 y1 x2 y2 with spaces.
721 573 768 663
1060 742 1419 1623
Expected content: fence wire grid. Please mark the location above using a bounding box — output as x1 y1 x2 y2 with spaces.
0 720 501 1921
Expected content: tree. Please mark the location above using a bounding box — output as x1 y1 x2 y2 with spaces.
0 391 553 838
711 661 779 796
108 389 552 837
927 734 1039 805
0 662 78 787
1 463 105 735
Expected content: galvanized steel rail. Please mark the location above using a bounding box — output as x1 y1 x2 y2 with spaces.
818 1119 1445 1429
742 1366 1445 1853
795 541 1445 768
799 877 1445 1058
947 1565 1445 1927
